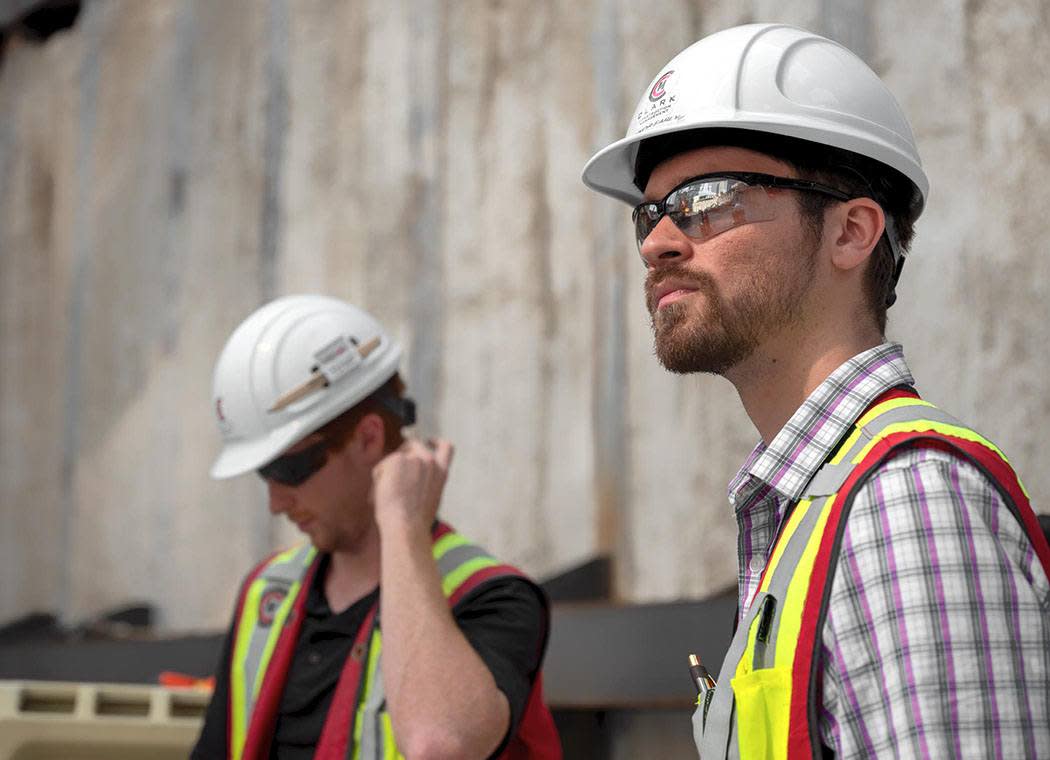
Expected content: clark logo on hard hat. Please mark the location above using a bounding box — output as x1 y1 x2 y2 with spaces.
582 23 929 212
649 70 674 101
209 294 401 480
637 69 680 133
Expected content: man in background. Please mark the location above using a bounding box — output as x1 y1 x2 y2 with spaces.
192 294 560 760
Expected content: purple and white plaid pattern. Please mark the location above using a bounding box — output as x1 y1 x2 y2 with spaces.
728 342 1050 758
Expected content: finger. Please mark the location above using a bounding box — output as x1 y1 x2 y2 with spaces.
432 438 454 471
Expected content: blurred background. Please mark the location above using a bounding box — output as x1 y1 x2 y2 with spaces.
1 0 1049 755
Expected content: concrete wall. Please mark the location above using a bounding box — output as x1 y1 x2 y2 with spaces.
2 0 1049 641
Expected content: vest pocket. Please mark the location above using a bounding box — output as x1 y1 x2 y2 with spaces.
730 666 791 758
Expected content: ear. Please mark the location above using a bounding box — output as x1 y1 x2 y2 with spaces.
828 198 884 273
344 413 387 465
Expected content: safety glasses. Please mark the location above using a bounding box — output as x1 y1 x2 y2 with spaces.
632 172 852 250
258 438 330 487
257 393 417 487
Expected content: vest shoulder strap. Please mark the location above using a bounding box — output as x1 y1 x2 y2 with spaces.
431 521 534 607
714 393 1050 760
801 397 964 499
230 544 318 760
786 394 1050 760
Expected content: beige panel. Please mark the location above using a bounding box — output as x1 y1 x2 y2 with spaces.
0 680 206 759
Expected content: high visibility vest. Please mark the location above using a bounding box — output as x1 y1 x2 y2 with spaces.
227 521 562 760
698 390 1050 759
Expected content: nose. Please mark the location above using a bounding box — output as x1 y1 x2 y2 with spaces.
638 215 694 269
267 480 294 515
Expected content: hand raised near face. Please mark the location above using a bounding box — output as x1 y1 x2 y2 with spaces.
371 437 454 534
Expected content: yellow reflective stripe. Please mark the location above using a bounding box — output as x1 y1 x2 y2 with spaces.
230 578 267 760
774 495 834 669
830 398 935 465
229 545 315 760
441 556 500 597
275 542 309 564
854 418 1003 461
380 711 406 760
854 418 1029 499
854 397 934 429
351 628 384 760
252 579 302 700
741 494 834 678
432 531 470 561
758 497 814 594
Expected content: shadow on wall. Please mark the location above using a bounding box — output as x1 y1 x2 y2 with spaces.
0 0 81 66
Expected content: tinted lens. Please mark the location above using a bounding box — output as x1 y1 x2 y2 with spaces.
258 440 329 486
633 204 661 248
634 178 777 249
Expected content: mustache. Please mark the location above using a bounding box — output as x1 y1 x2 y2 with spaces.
644 266 716 313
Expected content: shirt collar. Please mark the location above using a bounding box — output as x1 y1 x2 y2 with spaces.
728 342 915 508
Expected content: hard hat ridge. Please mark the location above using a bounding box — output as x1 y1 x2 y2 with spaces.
581 23 928 213
210 294 402 480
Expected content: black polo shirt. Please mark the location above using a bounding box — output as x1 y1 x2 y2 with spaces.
192 554 548 760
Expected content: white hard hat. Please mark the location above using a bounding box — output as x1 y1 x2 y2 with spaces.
210 294 401 479
581 23 928 212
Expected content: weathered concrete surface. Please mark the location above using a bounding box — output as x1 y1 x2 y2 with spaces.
0 28 77 623
2 0 1050 646
3 0 1050 755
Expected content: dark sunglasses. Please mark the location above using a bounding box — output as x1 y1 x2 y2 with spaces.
258 438 330 487
258 393 418 487
632 172 852 250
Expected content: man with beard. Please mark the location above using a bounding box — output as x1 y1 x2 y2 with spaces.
582 24 1050 760
192 295 561 760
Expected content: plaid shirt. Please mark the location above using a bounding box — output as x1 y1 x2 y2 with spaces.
728 342 1050 759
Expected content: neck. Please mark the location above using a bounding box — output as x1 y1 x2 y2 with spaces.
726 319 884 445
323 522 382 613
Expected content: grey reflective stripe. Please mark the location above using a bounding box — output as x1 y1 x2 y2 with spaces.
241 545 314 719
355 629 386 760
435 541 495 580
691 702 705 758
260 545 314 584
756 494 834 669
800 403 962 499
698 496 831 759
702 401 967 758
354 534 498 759
699 592 769 759
802 461 859 498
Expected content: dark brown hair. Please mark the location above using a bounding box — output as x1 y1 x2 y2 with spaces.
314 373 407 454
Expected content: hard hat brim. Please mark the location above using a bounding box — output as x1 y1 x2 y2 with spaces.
209 425 307 480
582 117 929 213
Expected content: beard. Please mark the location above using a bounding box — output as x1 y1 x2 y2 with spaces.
645 243 816 375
